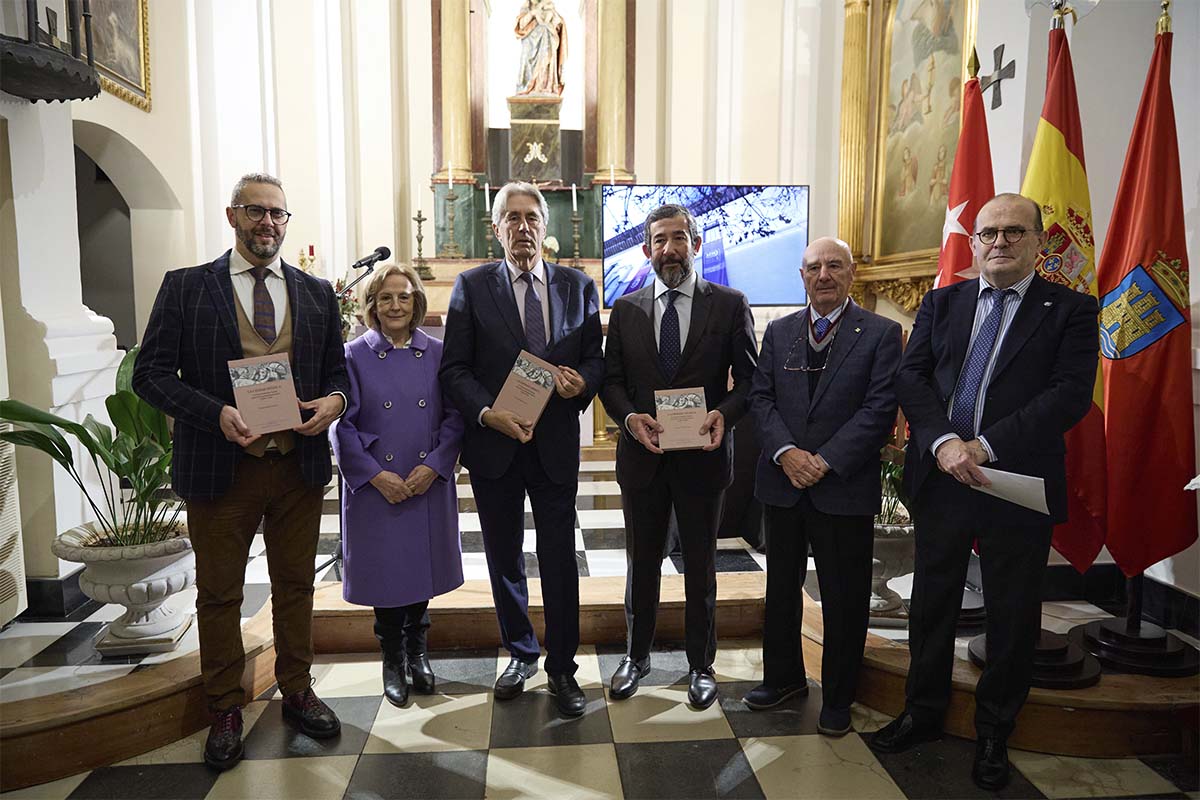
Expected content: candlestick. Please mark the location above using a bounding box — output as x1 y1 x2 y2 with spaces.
298 246 316 274
571 183 578 213
413 210 433 280
484 182 491 212
440 186 464 258
483 212 495 260
570 213 582 269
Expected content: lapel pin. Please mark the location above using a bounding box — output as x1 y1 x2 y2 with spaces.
854 327 861 333
1043 301 1053 307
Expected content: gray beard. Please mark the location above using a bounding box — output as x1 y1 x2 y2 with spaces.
239 228 282 261
654 260 693 289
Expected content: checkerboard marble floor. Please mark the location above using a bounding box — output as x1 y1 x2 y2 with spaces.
4 641 1196 800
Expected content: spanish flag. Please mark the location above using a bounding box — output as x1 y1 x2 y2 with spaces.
1097 29 1196 576
1021 25 1107 572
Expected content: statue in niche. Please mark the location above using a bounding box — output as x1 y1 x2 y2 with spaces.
514 0 567 97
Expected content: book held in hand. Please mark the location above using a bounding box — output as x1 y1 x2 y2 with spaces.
493 350 561 427
654 387 710 451
227 353 302 434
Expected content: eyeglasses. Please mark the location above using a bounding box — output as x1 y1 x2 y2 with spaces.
781 334 829 373
975 227 1031 245
232 204 293 224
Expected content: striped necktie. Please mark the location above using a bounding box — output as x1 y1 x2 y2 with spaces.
949 287 1014 440
252 266 276 344
520 272 546 357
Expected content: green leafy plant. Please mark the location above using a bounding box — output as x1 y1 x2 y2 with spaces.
878 411 911 525
0 346 181 547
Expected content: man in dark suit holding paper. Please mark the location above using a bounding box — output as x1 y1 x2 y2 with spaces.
601 203 757 709
744 236 901 737
872 193 1098 791
133 173 349 770
440 181 604 717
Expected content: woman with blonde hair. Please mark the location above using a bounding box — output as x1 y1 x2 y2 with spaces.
332 264 464 706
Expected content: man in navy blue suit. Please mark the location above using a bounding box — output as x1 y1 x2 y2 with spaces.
872 193 1099 791
745 236 901 735
134 173 349 771
440 182 604 717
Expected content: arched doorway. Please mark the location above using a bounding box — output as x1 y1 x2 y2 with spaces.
71 120 184 343
74 147 136 349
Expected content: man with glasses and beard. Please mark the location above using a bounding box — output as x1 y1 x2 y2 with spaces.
743 236 901 736
134 173 349 771
872 193 1098 791
601 203 757 709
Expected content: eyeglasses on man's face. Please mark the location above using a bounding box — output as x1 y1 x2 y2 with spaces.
975 227 1032 245
232 204 293 224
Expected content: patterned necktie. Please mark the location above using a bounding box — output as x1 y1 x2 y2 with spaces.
813 315 832 342
520 272 546 357
659 290 682 379
252 266 276 344
949 287 1014 440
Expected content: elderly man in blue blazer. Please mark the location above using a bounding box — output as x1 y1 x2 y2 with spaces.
745 236 902 736
440 181 605 717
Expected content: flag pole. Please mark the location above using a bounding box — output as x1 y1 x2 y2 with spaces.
1156 0 1171 35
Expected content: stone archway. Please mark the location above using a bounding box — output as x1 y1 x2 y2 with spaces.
71 120 184 342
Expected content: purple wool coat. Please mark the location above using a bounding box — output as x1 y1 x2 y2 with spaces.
332 327 465 607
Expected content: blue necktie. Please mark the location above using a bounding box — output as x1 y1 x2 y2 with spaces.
659 290 681 380
949 287 1014 440
520 272 546 357
813 315 832 341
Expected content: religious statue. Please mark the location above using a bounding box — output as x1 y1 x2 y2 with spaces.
514 0 567 97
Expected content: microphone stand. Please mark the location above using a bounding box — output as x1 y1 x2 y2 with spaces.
316 255 380 582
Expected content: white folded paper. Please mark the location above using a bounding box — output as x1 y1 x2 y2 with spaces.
971 467 1049 515
1185 474 1200 491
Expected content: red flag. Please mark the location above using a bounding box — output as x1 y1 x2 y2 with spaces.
1023 28 1107 572
935 77 993 288
1097 32 1196 576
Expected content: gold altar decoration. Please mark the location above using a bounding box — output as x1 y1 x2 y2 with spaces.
873 277 935 312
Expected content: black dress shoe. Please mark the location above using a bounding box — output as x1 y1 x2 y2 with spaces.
203 707 244 771
869 711 941 753
547 673 587 717
495 657 538 700
408 652 436 695
282 687 342 739
382 651 410 708
817 706 853 737
972 736 1010 791
609 656 650 700
687 668 719 709
742 682 809 710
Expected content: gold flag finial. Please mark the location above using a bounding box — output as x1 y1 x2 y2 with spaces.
1157 0 1172 34
968 47 980 79
1051 0 1078 30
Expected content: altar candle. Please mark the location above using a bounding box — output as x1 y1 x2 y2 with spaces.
485 182 491 211
609 164 615 186
308 244 314 256
571 183 578 213
448 162 453 190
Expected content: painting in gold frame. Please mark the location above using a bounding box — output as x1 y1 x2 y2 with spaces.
868 0 977 274
90 0 151 111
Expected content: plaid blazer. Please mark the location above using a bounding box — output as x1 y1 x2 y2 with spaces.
132 250 349 500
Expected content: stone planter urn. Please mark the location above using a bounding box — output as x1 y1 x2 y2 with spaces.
52 523 196 655
871 522 915 624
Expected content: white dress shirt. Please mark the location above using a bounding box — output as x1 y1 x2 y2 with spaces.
652 269 697 349
507 259 552 344
932 270 1037 462
229 248 286 336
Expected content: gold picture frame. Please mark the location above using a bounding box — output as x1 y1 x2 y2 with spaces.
91 0 151 111
855 0 977 283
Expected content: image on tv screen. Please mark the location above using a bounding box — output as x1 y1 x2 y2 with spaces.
601 185 810 307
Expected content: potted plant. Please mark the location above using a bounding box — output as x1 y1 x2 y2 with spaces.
0 347 195 655
872 426 915 620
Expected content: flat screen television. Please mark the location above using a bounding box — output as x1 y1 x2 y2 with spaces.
601 185 810 307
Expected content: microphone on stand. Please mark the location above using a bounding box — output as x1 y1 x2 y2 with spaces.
352 246 391 270
339 246 392 296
